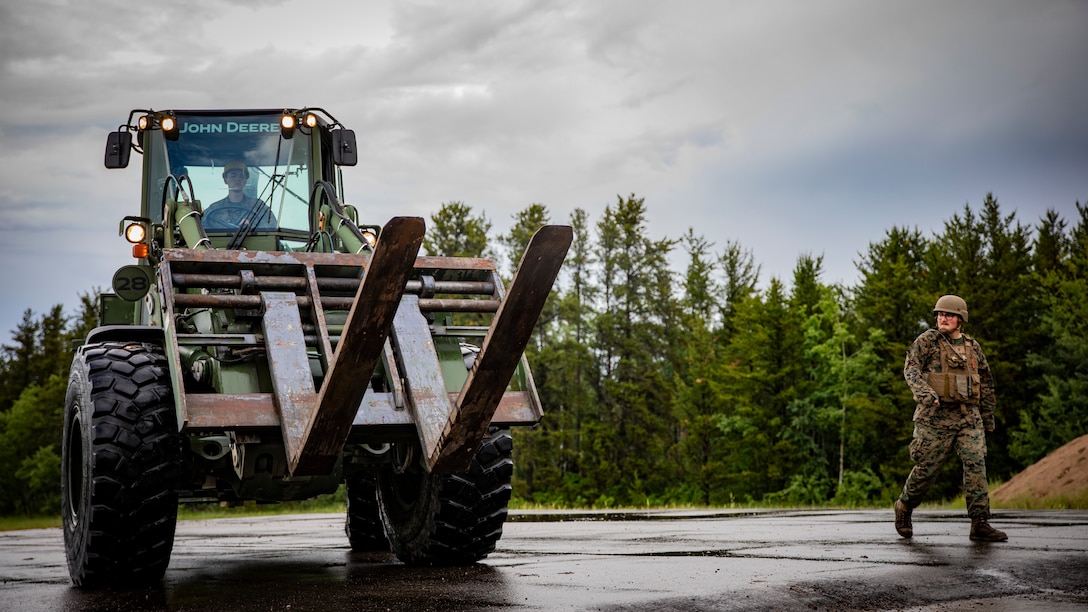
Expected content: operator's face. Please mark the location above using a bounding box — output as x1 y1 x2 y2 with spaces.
936 311 961 335
224 169 247 191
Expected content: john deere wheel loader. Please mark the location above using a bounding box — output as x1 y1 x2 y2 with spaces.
61 108 571 587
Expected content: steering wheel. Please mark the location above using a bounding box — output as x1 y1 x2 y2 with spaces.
203 204 254 230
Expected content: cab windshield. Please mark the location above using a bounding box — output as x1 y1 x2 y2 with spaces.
144 112 314 240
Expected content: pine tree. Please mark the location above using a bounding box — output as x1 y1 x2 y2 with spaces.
422 201 493 258
0 310 40 414
498 203 550 278
717 240 760 342
923 194 1037 479
514 208 600 505
854 226 931 352
852 226 933 488
670 229 730 503
587 195 678 504
1011 202 1088 463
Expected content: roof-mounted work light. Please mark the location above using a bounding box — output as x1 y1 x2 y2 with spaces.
280 112 297 139
136 112 179 140
161 115 179 141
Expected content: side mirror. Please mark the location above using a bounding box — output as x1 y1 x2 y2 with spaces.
105 131 132 169
330 129 358 166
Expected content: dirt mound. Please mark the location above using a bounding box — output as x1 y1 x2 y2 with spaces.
991 434 1088 506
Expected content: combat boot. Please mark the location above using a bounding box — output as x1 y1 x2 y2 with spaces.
894 499 913 538
970 518 1008 542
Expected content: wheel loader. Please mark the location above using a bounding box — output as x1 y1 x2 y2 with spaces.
61 107 571 587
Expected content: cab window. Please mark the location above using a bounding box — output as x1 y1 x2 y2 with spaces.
144 113 314 239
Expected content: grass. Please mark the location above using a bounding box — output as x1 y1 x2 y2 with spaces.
991 490 1088 511
4 486 1084 532
0 491 348 532
177 487 346 520
178 498 345 521
0 515 61 531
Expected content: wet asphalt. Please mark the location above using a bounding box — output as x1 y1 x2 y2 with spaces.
1 509 1086 611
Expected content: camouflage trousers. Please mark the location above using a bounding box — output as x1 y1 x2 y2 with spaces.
898 421 991 519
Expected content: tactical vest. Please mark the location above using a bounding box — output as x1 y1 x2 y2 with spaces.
925 334 981 405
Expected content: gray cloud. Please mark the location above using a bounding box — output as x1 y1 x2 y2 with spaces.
1 0 1085 335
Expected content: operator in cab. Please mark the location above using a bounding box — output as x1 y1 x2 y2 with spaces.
202 160 277 231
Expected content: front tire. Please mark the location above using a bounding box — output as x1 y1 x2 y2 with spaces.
377 428 513 565
61 342 180 587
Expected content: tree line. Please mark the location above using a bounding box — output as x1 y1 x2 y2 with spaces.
1 193 1085 515
492 193 1088 507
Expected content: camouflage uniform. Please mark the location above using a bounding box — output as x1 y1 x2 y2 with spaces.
899 328 996 519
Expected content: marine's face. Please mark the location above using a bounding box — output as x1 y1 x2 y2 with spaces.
936 311 961 334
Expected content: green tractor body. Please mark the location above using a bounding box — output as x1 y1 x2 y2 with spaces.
61 108 571 586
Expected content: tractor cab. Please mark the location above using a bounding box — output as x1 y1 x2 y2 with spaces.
106 108 370 253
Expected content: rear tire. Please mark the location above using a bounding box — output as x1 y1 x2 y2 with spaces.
345 470 388 551
377 428 513 565
61 342 180 587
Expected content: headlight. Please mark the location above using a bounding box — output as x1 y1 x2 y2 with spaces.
125 222 147 243
361 230 378 249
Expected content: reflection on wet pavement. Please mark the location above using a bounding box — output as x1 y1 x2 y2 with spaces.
3 510 1085 610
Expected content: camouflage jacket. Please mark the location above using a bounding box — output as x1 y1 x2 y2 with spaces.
903 329 996 431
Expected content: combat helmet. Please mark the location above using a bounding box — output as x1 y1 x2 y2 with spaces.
933 295 968 323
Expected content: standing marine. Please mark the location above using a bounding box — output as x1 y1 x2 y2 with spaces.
894 295 1008 542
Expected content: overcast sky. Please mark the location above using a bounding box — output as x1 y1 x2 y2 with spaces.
1 0 1086 339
